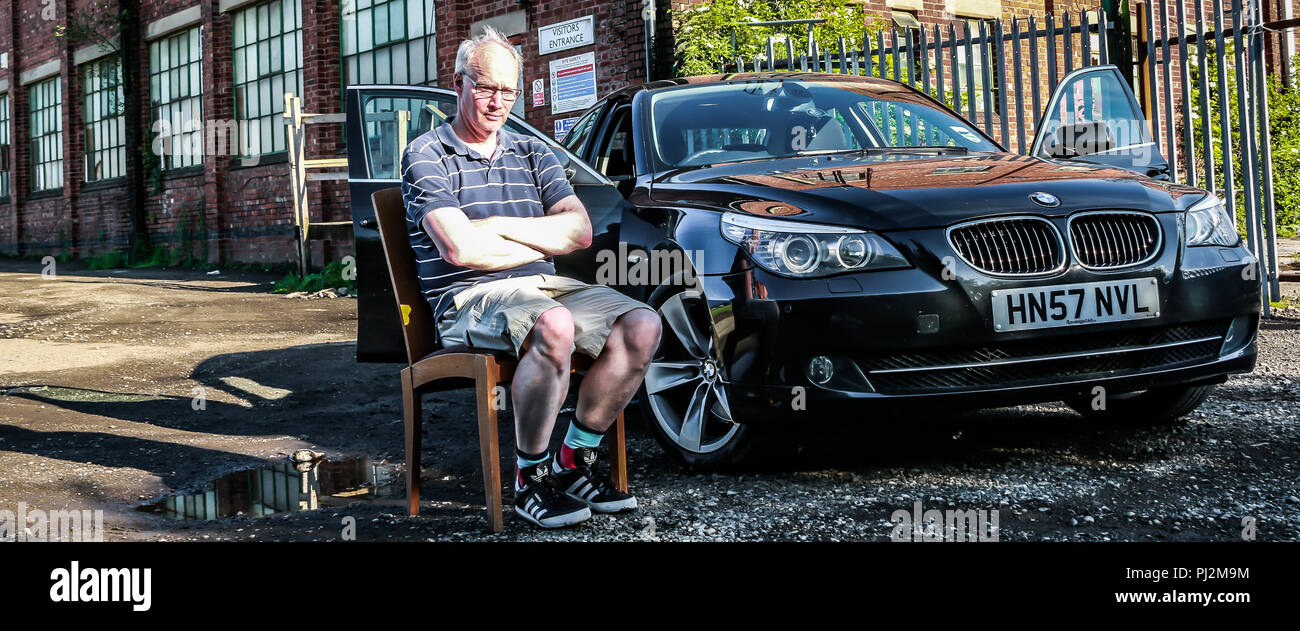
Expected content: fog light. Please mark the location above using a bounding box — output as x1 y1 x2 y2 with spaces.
1220 315 1253 355
807 356 834 385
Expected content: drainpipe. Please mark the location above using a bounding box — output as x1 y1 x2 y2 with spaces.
643 0 656 81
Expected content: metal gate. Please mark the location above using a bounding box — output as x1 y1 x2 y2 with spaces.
721 1 1294 315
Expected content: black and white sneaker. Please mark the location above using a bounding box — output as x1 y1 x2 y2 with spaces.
514 461 591 529
552 447 638 513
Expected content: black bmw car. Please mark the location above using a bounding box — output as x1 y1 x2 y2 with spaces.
347 65 1259 468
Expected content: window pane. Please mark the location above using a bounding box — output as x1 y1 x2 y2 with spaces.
359 8 373 52
342 0 439 92
375 5 389 47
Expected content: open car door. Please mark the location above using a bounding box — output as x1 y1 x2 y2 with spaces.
1030 65 1170 180
345 85 619 363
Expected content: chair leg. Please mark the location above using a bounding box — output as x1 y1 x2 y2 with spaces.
402 368 421 516
610 409 628 493
475 358 504 533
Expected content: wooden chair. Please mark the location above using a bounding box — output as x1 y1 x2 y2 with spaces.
370 187 628 532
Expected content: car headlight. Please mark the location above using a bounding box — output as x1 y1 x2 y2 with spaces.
720 212 908 277
1185 195 1239 247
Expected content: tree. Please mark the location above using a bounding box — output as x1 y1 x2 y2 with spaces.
674 0 880 77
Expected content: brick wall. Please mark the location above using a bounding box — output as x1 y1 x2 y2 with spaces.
1 0 653 264
435 0 649 138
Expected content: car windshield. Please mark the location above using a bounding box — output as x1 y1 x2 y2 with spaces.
648 79 1000 170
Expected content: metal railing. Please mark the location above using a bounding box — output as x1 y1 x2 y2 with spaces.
726 10 1112 154
1136 0 1290 314
720 2 1291 315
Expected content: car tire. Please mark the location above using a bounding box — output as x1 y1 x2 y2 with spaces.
1065 383 1216 424
634 285 769 469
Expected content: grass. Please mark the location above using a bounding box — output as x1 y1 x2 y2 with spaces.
1270 296 1299 310
81 247 297 274
271 260 356 295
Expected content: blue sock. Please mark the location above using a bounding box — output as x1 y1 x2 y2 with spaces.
563 417 605 450
516 447 549 470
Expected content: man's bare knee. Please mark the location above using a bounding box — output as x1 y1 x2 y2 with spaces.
523 307 575 367
612 308 662 359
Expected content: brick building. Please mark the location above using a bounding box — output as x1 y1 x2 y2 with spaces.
0 0 1291 264
0 0 656 265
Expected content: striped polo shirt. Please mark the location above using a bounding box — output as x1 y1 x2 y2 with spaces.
401 118 576 323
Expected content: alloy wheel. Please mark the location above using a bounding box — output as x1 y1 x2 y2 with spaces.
643 291 738 453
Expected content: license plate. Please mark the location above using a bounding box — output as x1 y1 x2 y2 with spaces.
992 278 1160 332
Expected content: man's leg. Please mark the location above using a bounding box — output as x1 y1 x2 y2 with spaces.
508 305 593 528
573 308 662 432
550 306 660 512
511 306 575 454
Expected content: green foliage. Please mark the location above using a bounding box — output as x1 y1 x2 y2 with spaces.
142 139 165 195
55 0 123 50
271 261 356 294
1188 49 1300 238
674 0 881 76
86 250 128 270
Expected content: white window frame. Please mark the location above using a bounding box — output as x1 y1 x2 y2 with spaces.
233 0 303 157
340 0 437 88
82 55 126 181
0 92 10 198
30 77 63 192
150 25 205 169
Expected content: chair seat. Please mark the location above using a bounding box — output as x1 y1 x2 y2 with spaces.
417 345 597 371
419 345 517 363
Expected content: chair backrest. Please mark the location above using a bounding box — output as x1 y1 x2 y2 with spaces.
372 187 437 364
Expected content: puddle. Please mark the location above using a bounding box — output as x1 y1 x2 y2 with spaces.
5 385 169 403
137 455 403 521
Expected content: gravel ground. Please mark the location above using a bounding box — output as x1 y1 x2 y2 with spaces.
1 258 1297 542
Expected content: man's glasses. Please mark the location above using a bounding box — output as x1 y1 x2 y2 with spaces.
461 73 521 102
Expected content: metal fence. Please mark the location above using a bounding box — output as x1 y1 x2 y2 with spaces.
1135 0 1289 313
727 10 1112 154
722 1 1291 315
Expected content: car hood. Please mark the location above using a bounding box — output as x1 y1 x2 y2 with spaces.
647 152 1207 231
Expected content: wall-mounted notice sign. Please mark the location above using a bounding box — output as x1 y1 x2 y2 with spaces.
549 52 597 114
554 117 580 141
532 78 545 107
538 16 594 56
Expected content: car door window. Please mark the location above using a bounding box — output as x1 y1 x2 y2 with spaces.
1032 66 1162 170
561 106 601 157
593 106 636 180
362 94 456 179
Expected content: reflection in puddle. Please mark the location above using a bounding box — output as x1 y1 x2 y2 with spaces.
138 455 402 521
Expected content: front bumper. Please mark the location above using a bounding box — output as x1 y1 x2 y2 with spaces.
700 222 1260 419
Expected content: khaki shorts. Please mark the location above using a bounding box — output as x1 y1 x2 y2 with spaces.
436 274 653 358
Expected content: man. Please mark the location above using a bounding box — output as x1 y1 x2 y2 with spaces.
400 27 662 529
